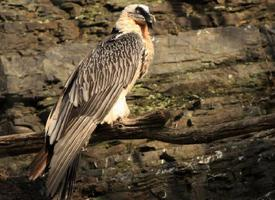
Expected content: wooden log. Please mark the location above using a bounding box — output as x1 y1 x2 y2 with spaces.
75 127 275 200
1 110 275 157
0 132 44 157
93 112 275 144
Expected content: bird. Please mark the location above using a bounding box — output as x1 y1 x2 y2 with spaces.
28 4 155 200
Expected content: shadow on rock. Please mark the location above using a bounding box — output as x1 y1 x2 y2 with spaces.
0 176 47 200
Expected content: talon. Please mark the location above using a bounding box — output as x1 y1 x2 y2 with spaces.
117 117 129 124
117 117 123 123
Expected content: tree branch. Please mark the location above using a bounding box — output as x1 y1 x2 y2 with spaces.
1 110 275 157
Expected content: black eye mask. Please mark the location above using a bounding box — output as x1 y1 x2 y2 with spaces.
135 6 153 28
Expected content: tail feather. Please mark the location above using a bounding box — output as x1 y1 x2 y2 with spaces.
47 117 97 199
29 149 49 180
57 153 81 200
29 117 97 200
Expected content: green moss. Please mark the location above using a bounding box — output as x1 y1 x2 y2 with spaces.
106 0 165 8
130 83 151 96
129 84 188 115
77 4 106 20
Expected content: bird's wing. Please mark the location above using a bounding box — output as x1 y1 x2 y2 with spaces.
44 32 145 198
45 32 144 144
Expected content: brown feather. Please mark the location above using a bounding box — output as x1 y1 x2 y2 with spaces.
29 149 48 180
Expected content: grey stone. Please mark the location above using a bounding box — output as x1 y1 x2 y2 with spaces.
150 26 262 75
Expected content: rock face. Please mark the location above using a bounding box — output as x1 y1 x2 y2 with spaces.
0 0 274 134
0 0 275 200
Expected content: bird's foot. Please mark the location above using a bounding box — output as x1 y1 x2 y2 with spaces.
117 117 126 123
116 117 130 126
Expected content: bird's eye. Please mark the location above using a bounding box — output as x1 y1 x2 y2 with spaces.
135 7 141 14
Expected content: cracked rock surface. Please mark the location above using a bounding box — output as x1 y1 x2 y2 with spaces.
0 0 275 199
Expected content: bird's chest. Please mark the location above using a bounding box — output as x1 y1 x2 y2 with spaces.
101 89 130 124
102 63 142 125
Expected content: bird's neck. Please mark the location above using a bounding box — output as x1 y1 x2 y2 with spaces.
115 13 154 55
138 23 154 78
115 13 142 35
140 24 154 53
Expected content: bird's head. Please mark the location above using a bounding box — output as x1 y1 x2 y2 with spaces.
122 4 155 28
115 4 156 35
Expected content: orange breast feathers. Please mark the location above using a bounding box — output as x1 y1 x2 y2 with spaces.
139 23 154 77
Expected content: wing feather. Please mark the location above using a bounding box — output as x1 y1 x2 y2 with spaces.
44 32 146 198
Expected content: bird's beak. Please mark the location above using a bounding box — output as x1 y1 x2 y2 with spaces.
146 14 156 29
129 9 156 29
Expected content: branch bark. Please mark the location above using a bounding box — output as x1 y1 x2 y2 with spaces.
1 110 275 157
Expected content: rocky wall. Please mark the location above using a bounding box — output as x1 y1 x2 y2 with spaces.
0 0 275 200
